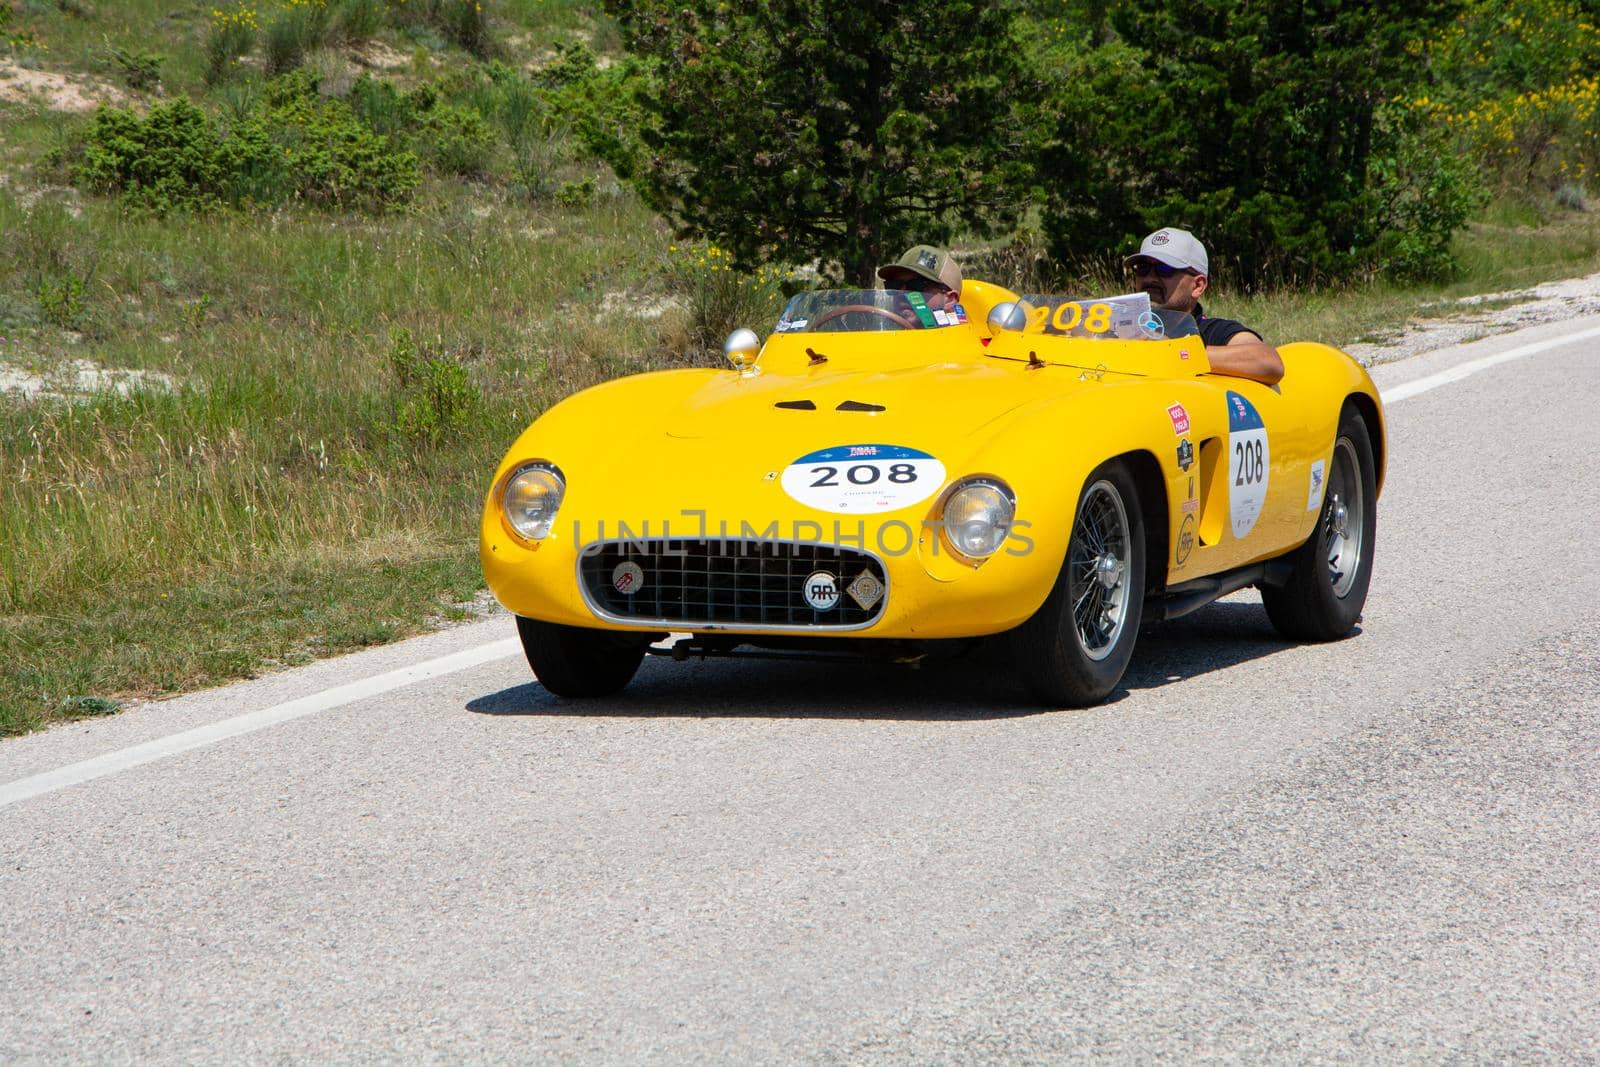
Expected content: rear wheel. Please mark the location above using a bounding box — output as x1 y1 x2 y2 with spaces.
1009 460 1146 707
516 616 650 698
1262 406 1377 640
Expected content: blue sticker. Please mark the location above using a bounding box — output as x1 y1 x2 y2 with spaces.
792 444 933 464
1226 392 1270 539
1227 391 1264 432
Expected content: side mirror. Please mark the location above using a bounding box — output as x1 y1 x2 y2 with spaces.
986 302 1027 336
723 328 762 376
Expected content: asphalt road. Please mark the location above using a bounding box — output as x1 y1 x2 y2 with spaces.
3 318 1598 1062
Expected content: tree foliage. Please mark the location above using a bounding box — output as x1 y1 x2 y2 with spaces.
605 0 1040 285
1042 0 1469 287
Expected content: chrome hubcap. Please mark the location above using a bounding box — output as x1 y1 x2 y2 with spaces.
1096 553 1123 590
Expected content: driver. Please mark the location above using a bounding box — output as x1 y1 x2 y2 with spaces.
1125 227 1284 385
877 245 968 327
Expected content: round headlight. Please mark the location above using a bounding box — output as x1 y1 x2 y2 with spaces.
501 462 565 541
941 478 1016 560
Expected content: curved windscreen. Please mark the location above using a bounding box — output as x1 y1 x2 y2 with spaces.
1014 293 1198 340
775 290 970 334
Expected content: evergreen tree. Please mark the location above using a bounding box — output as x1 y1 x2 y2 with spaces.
1045 0 1463 287
606 0 1040 285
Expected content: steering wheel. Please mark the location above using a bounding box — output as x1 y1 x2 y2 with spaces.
810 304 919 330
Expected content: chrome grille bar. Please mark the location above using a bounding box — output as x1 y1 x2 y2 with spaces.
577 538 888 630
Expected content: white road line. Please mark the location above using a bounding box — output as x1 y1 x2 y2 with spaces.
0 639 521 810
7 321 1594 809
1380 323 1600 403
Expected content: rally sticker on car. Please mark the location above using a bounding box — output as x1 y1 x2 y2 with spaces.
1307 459 1327 512
781 444 945 514
1226 391 1270 539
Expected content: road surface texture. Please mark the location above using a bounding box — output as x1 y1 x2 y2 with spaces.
3 317 1598 1061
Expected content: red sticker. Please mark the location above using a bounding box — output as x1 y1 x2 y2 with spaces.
1167 403 1190 435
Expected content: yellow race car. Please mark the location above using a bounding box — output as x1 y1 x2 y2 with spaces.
481 280 1384 706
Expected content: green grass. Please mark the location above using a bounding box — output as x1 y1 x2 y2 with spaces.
0 182 692 734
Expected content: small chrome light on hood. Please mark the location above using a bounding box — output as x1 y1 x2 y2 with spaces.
939 477 1016 561
501 462 565 541
723 328 762 375
986 302 1028 336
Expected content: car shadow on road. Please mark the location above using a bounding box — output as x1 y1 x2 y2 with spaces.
465 599 1315 721
1121 599 1349 696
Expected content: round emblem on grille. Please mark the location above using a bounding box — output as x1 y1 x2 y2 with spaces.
802 571 839 611
612 561 645 595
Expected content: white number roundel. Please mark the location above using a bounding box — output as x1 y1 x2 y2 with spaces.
781 444 945 514
1226 391 1270 539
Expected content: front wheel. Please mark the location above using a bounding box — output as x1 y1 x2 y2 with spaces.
1007 460 1146 707
1261 406 1377 640
516 616 650 698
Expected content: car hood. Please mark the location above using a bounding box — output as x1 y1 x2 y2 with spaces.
662 361 1038 447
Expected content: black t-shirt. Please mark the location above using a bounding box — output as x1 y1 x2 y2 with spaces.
1194 302 1262 347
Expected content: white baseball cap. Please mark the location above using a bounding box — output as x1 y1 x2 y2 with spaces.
1124 227 1209 275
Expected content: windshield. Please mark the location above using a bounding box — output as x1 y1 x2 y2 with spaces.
775 290 970 334
1014 293 1198 340
772 288 1198 339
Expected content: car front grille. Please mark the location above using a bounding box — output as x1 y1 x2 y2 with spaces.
577 538 889 630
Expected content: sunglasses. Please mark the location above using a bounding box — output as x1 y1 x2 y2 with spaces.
886 275 939 294
1129 259 1186 279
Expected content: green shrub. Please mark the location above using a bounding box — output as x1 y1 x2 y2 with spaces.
388 328 479 446
245 70 421 209
59 696 120 718
37 272 86 327
498 79 566 199
72 74 420 214
331 0 385 45
348 74 419 137
264 1 333 75
75 99 225 213
421 104 497 177
385 0 492 58
107 45 163 91
669 244 793 353
204 8 259 86
1368 107 1486 280
439 0 491 58
554 176 593 207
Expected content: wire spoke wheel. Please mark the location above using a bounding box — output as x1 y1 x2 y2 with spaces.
1069 479 1130 662
1261 407 1378 642
1009 461 1146 706
1322 436 1365 598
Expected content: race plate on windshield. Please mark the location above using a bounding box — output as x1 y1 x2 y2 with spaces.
781 444 945 514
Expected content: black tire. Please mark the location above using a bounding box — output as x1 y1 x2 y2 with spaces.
1262 406 1377 641
1009 459 1146 707
515 616 649 698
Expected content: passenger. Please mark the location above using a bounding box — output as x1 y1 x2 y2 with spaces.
877 245 967 325
1125 228 1284 385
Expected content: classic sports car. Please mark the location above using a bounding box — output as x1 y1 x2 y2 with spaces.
480 280 1383 706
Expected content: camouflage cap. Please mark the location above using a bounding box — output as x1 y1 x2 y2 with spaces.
877 245 962 293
